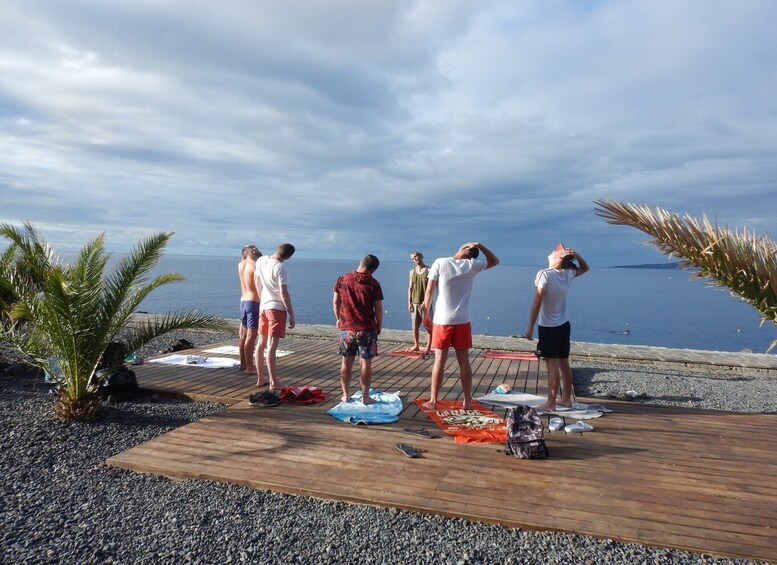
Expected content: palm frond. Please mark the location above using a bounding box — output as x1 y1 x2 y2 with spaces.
121 312 231 354
102 233 173 322
594 199 777 326
0 223 231 418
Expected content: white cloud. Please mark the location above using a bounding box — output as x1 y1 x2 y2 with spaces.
0 0 774 264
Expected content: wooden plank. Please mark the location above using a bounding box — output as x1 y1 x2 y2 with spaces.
112 336 777 562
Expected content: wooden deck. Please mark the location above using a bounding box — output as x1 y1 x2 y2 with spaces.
107 336 777 562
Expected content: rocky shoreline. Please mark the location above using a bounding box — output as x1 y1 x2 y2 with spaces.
1 329 774 564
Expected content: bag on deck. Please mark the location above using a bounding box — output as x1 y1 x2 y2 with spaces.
98 365 139 400
505 405 549 460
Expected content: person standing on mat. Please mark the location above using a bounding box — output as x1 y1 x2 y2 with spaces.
238 244 262 373
524 245 589 411
422 242 499 410
407 251 432 354
254 243 296 389
333 254 384 405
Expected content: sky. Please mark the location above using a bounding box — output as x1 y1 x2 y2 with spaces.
1 0 775 265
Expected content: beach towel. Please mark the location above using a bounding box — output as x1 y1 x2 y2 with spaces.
481 350 538 361
148 354 240 369
386 350 430 359
202 345 293 357
279 385 327 405
414 399 507 444
327 390 403 424
473 392 611 419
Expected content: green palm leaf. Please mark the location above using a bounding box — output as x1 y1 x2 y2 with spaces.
0 223 231 419
594 199 777 352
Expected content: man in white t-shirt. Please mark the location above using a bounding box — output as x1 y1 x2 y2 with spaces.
525 246 589 411
253 243 296 389
421 242 499 410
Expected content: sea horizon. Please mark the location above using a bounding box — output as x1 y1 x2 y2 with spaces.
135 255 776 355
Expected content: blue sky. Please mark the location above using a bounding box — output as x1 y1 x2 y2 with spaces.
1 0 775 265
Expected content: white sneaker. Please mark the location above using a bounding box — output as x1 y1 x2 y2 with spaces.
565 421 594 434
548 417 564 431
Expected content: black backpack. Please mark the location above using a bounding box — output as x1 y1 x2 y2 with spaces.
505 405 549 460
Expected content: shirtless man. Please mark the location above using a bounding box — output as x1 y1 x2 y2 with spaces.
253 243 296 389
237 244 261 373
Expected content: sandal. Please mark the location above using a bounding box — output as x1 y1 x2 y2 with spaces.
403 428 432 438
395 443 419 458
249 391 281 407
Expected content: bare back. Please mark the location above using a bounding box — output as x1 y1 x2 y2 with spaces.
238 258 259 301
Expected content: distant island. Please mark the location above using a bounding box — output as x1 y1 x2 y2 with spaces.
612 262 683 269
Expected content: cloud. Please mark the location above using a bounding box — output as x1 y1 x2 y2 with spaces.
0 0 775 264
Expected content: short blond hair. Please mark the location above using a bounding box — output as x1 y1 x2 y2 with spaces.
242 244 261 259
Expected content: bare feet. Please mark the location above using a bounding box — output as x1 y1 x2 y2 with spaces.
421 400 437 411
534 402 555 412
341 395 350 403
239 364 246 370
361 395 375 406
406 346 420 352
462 401 472 410
256 377 267 387
558 401 573 409
244 366 256 375
269 380 286 390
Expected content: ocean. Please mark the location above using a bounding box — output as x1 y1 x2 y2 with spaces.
138 255 777 354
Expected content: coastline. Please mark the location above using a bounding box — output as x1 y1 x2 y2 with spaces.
128 314 777 371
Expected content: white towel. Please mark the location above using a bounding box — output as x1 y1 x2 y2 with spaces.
202 345 294 358
149 354 240 369
474 393 610 419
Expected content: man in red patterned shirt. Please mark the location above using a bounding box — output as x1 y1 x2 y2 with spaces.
333 255 384 405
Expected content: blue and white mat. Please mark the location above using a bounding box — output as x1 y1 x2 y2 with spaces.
327 390 403 425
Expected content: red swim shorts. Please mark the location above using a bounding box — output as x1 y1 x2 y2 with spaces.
260 309 287 338
431 322 472 350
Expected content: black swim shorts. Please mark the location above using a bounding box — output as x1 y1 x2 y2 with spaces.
537 321 571 359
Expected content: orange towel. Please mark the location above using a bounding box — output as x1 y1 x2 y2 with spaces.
414 399 507 444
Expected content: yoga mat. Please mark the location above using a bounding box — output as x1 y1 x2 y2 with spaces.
202 346 294 357
482 350 538 361
327 390 403 424
474 393 611 419
149 354 240 369
414 399 506 444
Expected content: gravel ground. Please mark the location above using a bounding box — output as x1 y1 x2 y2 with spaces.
1 330 773 564
573 360 777 414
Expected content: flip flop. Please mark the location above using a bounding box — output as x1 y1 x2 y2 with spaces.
395 443 419 458
548 417 564 432
565 421 594 434
403 427 432 438
345 416 369 425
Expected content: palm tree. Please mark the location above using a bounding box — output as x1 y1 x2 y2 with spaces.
0 222 231 419
594 199 777 352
